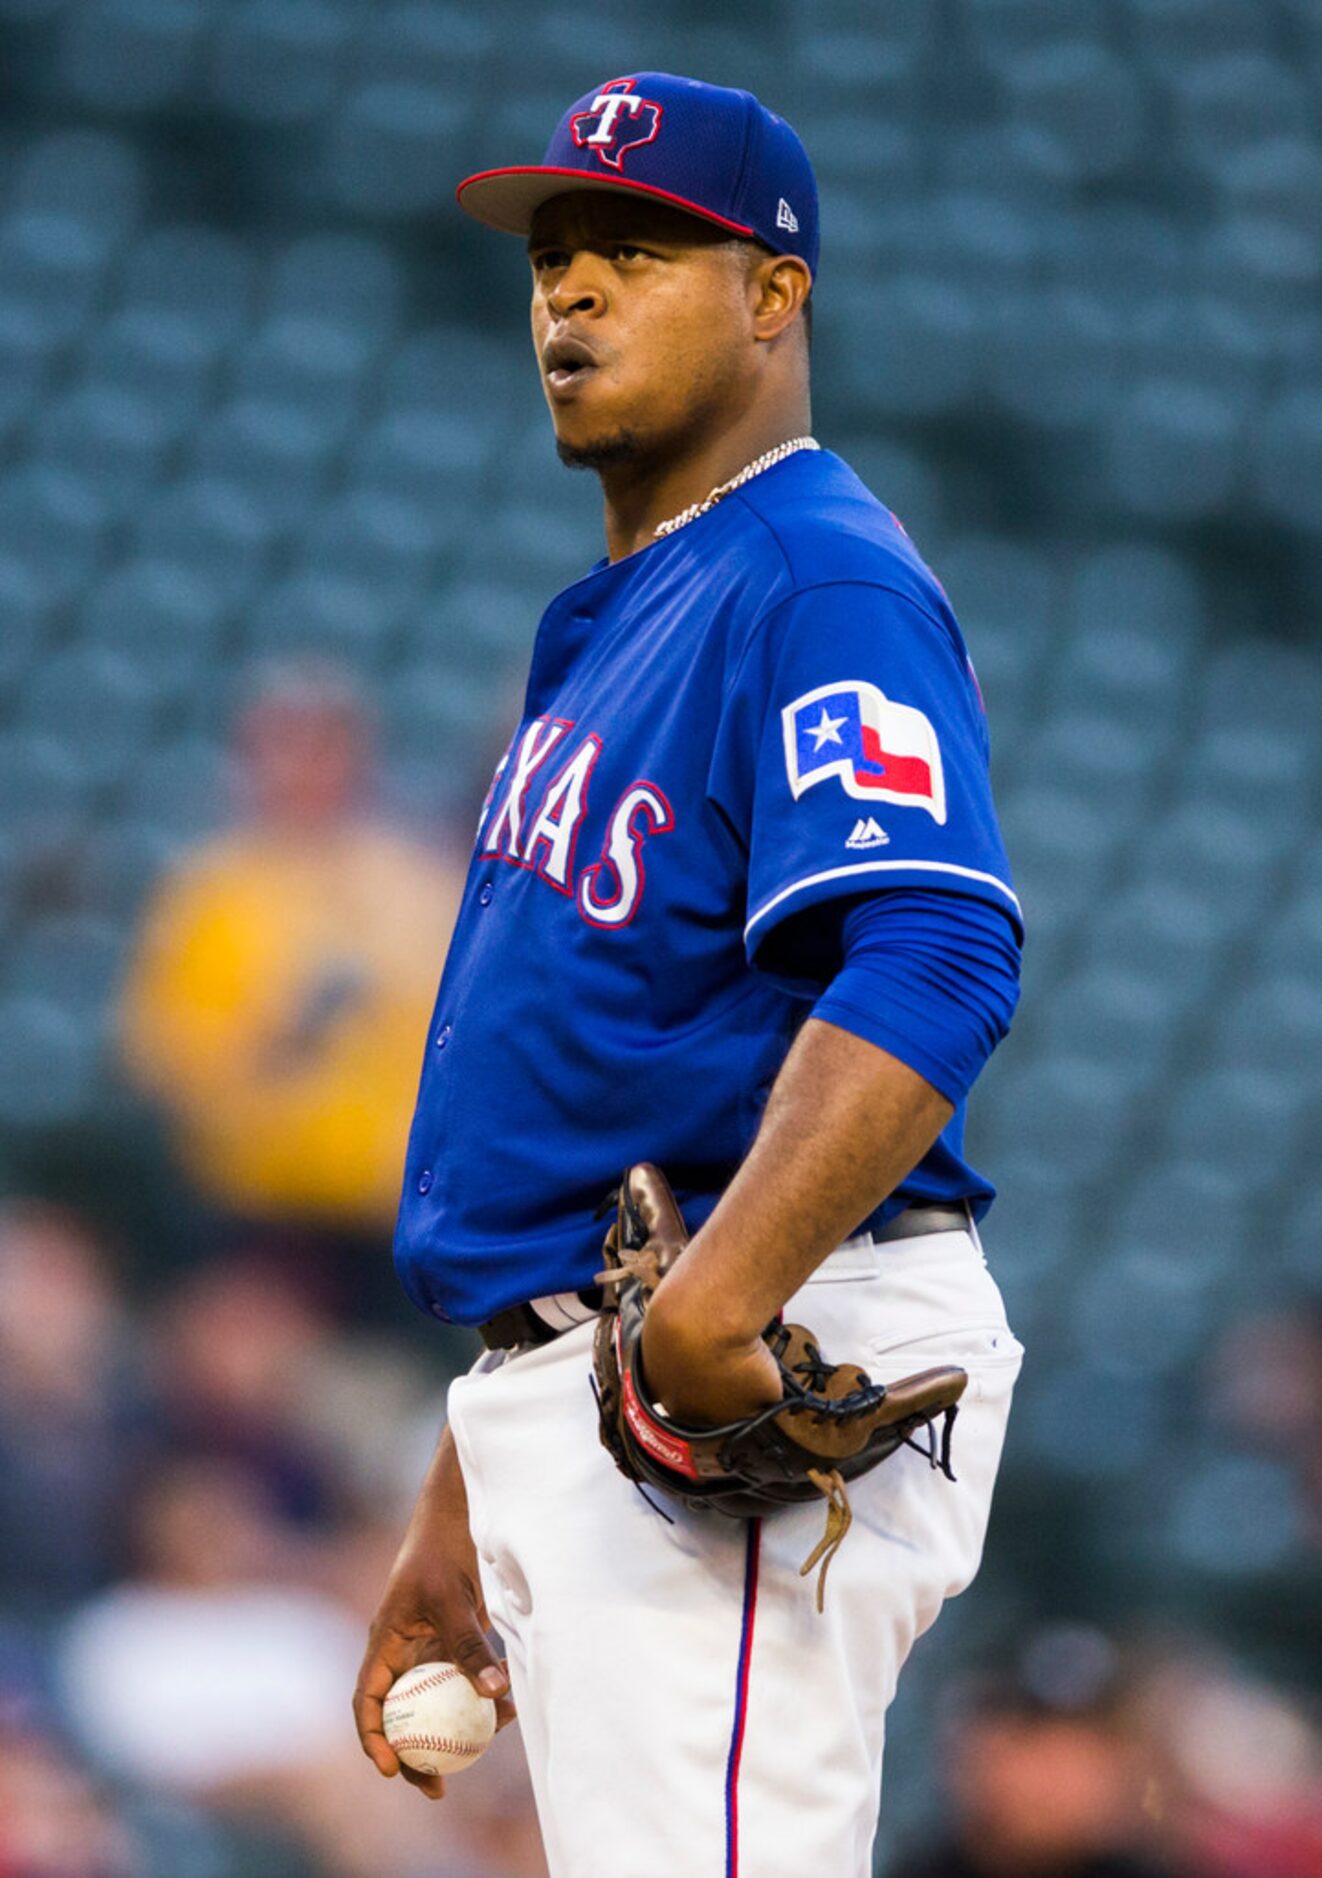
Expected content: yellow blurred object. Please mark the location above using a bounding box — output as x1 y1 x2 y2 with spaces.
120 823 461 1230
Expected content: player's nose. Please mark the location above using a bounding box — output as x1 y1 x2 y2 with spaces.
546 253 607 320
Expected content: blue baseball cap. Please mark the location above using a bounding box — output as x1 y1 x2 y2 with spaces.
457 73 819 279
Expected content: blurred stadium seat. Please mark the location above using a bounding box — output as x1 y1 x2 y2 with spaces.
0 994 98 1127
270 233 403 333
1081 880 1236 1012
0 729 91 866
7 126 143 236
1126 0 1271 67
1171 1454 1301 1575
1 912 124 1018
32 385 184 516
1171 54 1310 181
1067 1244 1215 1380
119 733 229 838
835 275 983 417
326 80 468 215
0 296 60 446
1100 1161 1251 1286
246 566 406 669
1197 639 1322 732
998 43 1148 183
383 324 536 436
0 466 110 603
354 2 493 88
21 646 161 791
1253 388 1322 532
1101 378 1246 522
115 225 257 342
76 559 230 700
207 0 356 124
794 8 934 93
79 306 226 425
56 0 216 112
1162 1067 1309 1192
1037 964 1184 1079
0 556 56 698
131 475 281 604
352 407 483 513
188 396 342 530
1224 137 1322 243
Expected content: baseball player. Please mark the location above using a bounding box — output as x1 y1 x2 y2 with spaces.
355 75 1025 1877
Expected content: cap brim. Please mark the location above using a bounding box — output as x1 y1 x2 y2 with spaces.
456 166 757 242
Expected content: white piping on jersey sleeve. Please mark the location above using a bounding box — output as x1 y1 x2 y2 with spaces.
744 859 1024 945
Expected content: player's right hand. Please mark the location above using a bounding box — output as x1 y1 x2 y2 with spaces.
353 1426 515 1799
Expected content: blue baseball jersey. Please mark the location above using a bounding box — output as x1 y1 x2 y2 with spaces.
395 449 1021 1326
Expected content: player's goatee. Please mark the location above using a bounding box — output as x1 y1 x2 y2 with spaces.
555 430 646 471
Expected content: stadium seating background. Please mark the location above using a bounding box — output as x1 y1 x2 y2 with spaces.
0 3 1319 1873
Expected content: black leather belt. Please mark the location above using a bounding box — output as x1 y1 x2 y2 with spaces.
870 1201 970 1244
478 1291 600 1353
477 1203 972 1351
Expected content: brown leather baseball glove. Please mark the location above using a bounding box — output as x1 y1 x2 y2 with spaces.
592 1163 968 1609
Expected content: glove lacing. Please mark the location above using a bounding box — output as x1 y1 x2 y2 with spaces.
800 1468 852 1613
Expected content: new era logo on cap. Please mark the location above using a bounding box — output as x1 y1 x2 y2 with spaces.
456 72 820 278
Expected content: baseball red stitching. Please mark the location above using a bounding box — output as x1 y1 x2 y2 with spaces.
389 1733 482 1757
385 1665 462 1701
385 1667 489 1763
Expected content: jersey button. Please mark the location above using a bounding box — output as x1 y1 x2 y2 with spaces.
417 1169 433 1195
478 881 494 907
434 1023 451 1048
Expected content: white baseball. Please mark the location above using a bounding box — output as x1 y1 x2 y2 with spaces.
382 1662 497 1776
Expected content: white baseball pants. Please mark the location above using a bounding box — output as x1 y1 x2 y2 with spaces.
447 1223 1023 1878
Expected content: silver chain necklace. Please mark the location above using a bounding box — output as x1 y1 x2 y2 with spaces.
653 436 820 538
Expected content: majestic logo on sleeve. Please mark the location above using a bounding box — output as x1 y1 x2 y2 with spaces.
782 681 947 823
570 79 664 170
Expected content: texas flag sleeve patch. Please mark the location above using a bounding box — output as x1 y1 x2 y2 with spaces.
781 680 947 823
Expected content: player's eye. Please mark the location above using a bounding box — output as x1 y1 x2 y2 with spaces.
531 249 570 272
611 243 649 262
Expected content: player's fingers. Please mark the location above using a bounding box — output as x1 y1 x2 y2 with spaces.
398 1766 446 1801
450 1622 510 1700
353 1694 399 1777
353 1638 410 1775
493 1663 518 1733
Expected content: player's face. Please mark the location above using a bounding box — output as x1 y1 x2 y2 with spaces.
528 193 760 467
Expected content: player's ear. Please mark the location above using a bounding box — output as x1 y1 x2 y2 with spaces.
750 253 812 344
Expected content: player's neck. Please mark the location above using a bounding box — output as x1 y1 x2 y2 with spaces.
597 394 813 563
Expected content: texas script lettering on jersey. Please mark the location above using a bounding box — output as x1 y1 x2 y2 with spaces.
477 718 674 930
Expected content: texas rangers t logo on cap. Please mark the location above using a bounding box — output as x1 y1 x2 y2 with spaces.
782 680 947 822
570 78 664 171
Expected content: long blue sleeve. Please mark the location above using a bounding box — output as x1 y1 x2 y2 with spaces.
811 889 1021 1107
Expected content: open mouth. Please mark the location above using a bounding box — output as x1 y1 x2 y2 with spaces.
544 336 599 392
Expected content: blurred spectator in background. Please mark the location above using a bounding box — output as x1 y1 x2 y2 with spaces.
1135 1645 1322 1878
147 1253 346 1528
1206 1299 1322 1559
0 1202 144 1610
118 659 463 1312
55 1446 547 1876
56 1452 364 1796
892 1625 1171 1878
0 1716 141 1877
